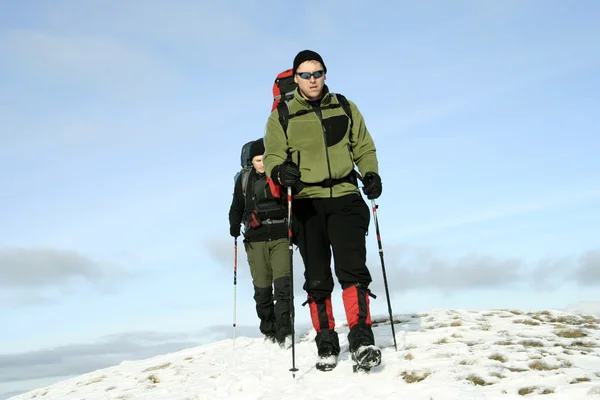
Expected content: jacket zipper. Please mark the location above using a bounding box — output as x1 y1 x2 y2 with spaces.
314 108 333 197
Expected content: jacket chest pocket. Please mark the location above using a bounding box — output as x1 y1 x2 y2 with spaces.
321 115 350 147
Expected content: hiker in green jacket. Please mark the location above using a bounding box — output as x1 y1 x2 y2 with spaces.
229 138 292 348
263 50 383 371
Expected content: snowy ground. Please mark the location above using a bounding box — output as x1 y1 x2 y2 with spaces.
9 308 600 399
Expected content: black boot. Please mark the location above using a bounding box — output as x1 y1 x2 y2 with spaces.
343 283 381 371
254 285 276 342
273 276 292 348
307 295 340 371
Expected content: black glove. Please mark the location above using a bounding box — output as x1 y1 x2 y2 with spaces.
362 172 382 199
230 224 240 238
273 161 301 188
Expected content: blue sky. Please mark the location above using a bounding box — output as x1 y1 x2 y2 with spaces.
1 0 599 397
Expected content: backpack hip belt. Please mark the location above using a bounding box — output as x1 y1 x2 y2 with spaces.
263 218 287 225
301 170 358 188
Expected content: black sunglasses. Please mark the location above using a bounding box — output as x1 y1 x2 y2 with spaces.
296 70 325 80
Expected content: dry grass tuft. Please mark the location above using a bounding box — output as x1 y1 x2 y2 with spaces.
450 321 463 327
451 332 463 338
435 337 449 345
571 340 597 348
541 388 555 394
514 319 541 326
143 362 172 372
507 366 529 372
519 340 545 347
554 329 587 338
489 353 508 363
528 360 558 371
400 370 431 383
465 374 492 386
147 374 160 384
518 386 538 395
489 372 505 379
495 340 513 346
570 377 591 384
404 353 414 360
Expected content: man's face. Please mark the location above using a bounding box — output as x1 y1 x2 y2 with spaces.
252 155 265 173
294 60 326 101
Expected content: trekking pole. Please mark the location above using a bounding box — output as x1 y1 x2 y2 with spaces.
371 199 398 351
233 236 238 349
287 186 299 377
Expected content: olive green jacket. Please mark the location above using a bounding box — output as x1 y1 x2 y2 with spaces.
263 86 378 199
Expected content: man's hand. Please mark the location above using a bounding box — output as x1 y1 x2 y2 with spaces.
274 161 301 188
362 172 382 199
230 224 241 238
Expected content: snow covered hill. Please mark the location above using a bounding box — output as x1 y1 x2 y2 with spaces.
9 309 600 400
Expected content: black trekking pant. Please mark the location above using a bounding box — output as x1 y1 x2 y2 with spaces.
293 193 372 296
293 193 374 354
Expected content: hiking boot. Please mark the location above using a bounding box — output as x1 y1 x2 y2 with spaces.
278 334 293 349
351 344 382 371
264 333 277 344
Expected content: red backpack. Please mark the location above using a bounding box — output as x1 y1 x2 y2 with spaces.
272 69 296 112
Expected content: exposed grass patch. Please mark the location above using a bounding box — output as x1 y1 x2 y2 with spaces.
450 321 462 327
541 388 555 395
404 353 414 360
547 316 580 325
510 310 523 315
520 340 545 347
495 340 513 346
147 374 160 384
583 324 598 330
400 370 431 383
489 372 505 379
529 360 558 371
464 341 479 347
554 329 587 338
559 359 573 368
435 337 449 345
184 356 193 361
459 359 476 365
506 366 529 373
571 340 597 348
514 319 541 326
405 343 417 350
570 377 591 384
451 332 463 338
518 386 538 395
143 362 172 372
489 353 508 363
480 324 491 331
85 376 105 385
466 374 492 386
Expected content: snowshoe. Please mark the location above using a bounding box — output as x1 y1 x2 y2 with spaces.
315 354 338 371
351 345 381 372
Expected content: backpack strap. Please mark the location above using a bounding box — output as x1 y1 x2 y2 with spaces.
334 93 353 130
277 100 291 140
278 93 353 137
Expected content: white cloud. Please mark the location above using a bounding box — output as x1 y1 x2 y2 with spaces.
0 247 130 303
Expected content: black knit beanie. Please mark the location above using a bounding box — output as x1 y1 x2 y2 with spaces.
249 138 265 160
293 50 327 75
